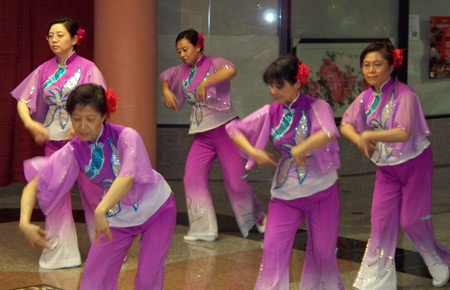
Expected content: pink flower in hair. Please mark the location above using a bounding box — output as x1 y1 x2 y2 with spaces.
296 62 310 86
393 49 404 68
197 33 204 49
77 28 86 46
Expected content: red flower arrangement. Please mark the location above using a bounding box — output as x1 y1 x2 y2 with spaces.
297 62 311 86
197 33 204 50
76 28 86 46
393 48 404 68
105 88 119 117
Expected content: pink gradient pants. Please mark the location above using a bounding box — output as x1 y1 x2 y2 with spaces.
354 148 450 289
255 182 344 290
80 194 177 290
183 123 264 238
39 140 103 269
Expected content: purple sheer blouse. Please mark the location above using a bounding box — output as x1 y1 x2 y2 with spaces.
160 55 239 133
24 123 157 215
160 55 234 111
341 78 431 163
226 93 340 184
11 52 106 140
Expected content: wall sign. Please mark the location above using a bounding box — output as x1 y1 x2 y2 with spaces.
429 16 450 79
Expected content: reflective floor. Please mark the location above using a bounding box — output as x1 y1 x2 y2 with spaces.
1 166 449 289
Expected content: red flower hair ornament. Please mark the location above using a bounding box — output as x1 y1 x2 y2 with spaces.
77 28 86 46
197 33 204 50
105 88 119 117
393 48 404 68
296 62 311 86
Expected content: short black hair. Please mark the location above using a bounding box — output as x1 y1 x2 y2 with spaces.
66 84 107 117
47 17 79 48
263 54 300 87
360 41 398 77
176 29 203 52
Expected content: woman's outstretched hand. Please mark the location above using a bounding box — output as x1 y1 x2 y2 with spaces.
163 90 179 110
19 223 50 249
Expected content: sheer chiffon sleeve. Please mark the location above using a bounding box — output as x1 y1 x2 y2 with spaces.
393 91 430 136
23 144 80 215
386 91 431 153
309 99 341 174
225 105 271 170
116 128 157 205
10 66 48 122
210 57 235 70
160 65 185 111
84 65 107 89
205 57 235 110
340 93 368 134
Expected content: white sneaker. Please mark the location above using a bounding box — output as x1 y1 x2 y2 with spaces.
428 263 449 287
183 235 216 242
256 214 267 234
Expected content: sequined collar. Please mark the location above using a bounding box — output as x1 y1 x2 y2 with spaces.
54 51 77 69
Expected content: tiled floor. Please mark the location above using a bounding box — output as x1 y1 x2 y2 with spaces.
1 166 449 289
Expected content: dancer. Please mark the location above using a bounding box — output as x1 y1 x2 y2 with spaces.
19 84 176 290
340 41 450 289
227 54 343 289
160 29 265 241
11 17 106 269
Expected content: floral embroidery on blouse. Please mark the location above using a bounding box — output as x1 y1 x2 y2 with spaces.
43 64 67 90
186 91 205 126
271 108 294 141
98 137 139 214
368 90 395 163
184 65 210 127
85 142 105 179
182 68 197 89
273 109 310 188
43 67 81 130
365 92 381 118
109 137 121 177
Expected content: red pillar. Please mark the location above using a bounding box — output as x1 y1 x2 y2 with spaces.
93 0 157 164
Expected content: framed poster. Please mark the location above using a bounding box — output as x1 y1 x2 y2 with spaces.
295 38 390 117
429 16 450 79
